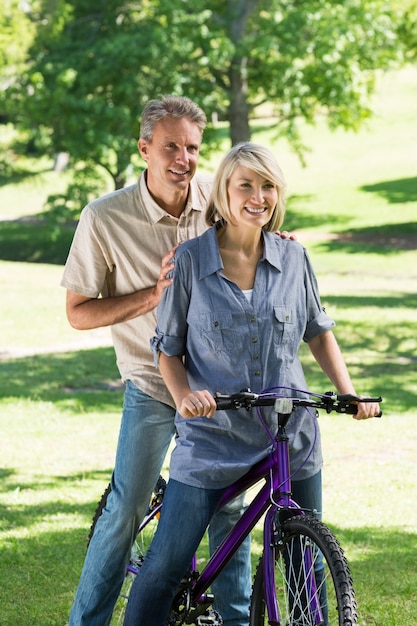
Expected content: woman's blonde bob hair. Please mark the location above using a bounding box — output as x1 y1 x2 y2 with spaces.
206 142 286 232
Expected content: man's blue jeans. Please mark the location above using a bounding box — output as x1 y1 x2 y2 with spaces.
69 381 251 626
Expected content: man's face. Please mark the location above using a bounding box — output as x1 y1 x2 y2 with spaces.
138 117 202 195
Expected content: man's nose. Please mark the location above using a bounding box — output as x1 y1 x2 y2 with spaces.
176 147 189 164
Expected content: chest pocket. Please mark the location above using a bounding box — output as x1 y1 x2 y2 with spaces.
190 310 238 352
273 306 295 345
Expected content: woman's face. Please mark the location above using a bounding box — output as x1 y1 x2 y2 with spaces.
227 165 277 228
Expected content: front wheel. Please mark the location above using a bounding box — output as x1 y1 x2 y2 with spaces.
250 515 357 626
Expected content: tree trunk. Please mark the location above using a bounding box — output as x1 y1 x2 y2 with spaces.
114 170 126 190
226 0 261 145
228 56 251 145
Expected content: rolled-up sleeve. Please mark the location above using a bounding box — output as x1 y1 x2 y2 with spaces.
150 331 185 367
304 309 335 342
150 250 189 368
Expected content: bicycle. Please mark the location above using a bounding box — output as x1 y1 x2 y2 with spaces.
91 386 382 626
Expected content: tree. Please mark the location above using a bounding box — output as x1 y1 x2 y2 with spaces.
175 0 400 146
395 0 417 61
0 0 35 116
12 0 185 189
6 0 401 213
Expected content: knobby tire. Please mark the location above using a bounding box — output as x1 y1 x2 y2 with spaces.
250 515 357 626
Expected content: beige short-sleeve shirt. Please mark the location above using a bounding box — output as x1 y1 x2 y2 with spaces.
61 172 213 406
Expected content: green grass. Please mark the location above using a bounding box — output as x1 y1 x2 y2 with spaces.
1 67 417 625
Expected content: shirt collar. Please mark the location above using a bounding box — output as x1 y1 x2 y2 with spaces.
138 172 204 225
198 226 224 279
198 226 283 279
262 231 283 272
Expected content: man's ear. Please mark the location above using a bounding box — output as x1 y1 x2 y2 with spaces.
138 138 149 161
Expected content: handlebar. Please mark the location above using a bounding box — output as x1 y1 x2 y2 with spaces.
215 389 383 417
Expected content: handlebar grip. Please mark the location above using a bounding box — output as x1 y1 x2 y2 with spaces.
215 400 234 410
342 402 382 418
342 403 358 415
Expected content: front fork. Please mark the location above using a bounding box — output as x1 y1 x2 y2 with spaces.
263 506 323 626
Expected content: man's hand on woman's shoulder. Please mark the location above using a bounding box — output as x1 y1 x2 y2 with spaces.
276 230 297 241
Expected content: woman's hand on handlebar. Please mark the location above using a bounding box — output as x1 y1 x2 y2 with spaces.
353 399 381 420
178 390 217 419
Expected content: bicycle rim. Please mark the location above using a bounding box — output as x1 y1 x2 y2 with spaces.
250 515 357 626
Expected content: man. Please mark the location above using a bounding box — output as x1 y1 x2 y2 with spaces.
62 95 253 626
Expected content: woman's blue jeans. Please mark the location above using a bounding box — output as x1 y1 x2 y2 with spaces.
124 479 228 626
69 381 251 626
123 473 323 626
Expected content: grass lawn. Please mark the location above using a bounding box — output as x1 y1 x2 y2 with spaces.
0 67 416 625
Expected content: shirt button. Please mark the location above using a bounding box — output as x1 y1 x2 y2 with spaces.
250 316 256 322
254 370 261 376
213 321 219 327
253 354 259 360
252 337 258 343
178 228 187 242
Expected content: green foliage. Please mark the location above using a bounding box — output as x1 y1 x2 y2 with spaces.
0 0 36 119
2 0 404 217
42 160 110 224
395 0 417 60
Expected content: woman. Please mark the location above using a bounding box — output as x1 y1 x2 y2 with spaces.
123 143 380 626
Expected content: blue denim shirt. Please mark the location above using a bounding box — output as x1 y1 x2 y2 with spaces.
151 225 335 488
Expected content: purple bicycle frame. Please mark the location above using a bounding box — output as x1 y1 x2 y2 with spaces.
190 427 323 626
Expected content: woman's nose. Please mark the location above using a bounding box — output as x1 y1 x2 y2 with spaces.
252 187 264 203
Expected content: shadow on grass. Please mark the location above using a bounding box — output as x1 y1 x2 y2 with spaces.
0 467 113 497
322 292 417 309
0 216 75 265
0 347 123 412
0 486 109 534
284 195 348 233
317 221 417 254
361 176 417 204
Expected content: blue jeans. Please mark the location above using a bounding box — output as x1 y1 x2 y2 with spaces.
123 472 323 626
124 479 234 626
69 382 251 626
292 470 322 520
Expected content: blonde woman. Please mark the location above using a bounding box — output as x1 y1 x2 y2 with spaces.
124 142 379 626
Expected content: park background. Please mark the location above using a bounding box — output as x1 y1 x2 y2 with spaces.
1 1 417 625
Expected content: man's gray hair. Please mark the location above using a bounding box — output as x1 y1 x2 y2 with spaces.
140 95 207 141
